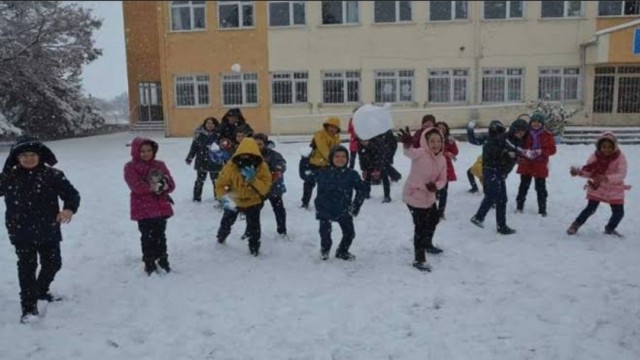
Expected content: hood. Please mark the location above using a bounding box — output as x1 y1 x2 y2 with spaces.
3 135 58 172
596 131 618 152
231 138 263 168
221 108 246 124
419 127 444 155
323 117 341 132
509 119 528 135
328 145 349 167
130 137 158 162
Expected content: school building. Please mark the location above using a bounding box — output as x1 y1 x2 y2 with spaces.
123 1 640 137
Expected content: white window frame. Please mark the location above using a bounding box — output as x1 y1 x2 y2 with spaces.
483 1 525 20
374 69 415 104
597 1 640 16
218 1 255 29
427 68 469 104
321 1 360 25
174 75 210 108
170 1 206 32
221 72 259 106
538 67 581 101
541 1 583 18
268 1 306 27
481 68 524 103
430 1 469 21
374 1 413 23
270 71 309 105
321 70 361 104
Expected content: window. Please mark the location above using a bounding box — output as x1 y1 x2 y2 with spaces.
541 1 582 18
269 1 305 26
482 68 524 103
484 1 524 19
271 71 308 105
598 1 640 16
322 71 360 104
428 69 468 103
170 1 205 31
374 1 412 23
322 1 359 24
375 70 414 103
593 66 640 113
221 72 258 106
218 1 254 28
430 1 468 21
538 67 580 101
175 75 210 107
138 83 163 121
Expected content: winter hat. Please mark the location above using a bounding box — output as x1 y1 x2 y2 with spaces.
510 119 528 132
323 117 341 132
488 120 506 136
530 111 546 124
3 135 58 172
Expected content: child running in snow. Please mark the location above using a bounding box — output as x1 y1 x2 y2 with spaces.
567 132 630 236
0 136 81 322
397 126 448 272
124 137 176 275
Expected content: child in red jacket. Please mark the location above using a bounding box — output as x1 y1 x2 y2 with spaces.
515 112 556 216
435 121 459 219
124 137 176 275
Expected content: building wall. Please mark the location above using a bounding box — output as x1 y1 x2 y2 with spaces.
122 1 162 123
268 1 597 134
157 2 271 137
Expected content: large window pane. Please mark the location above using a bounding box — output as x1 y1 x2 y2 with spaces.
269 2 290 26
293 2 305 24
399 1 412 21
322 1 342 24
242 4 254 26
374 1 396 22
599 1 623 15
541 1 564 17
346 1 359 22
431 1 452 20
219 4 239 27
455 1 468 19
617 77 640 113
485 1 507 19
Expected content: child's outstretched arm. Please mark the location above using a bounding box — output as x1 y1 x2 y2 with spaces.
52 170 80 223
467 121 486 146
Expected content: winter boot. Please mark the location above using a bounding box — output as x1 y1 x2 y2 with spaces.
20 302 39 323
144 260 157 275
335 251 356 261
538 200 547 217
604 226 623 237
382 197 391 203
320 250 330 261
426 245 443 254
413 261 432 272
566 222 580 235
470 216 484 228
38 292 63 302
497 226 516 235
468 186 479 193
157 256 171 273
249 241 260 257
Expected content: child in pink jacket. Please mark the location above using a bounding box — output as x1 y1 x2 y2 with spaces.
567 132 630 236
398 127 448 272
124 137 176 275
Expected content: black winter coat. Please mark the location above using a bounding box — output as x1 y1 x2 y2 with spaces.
358 131 397 171
217 109 254 143
261 147 287 196
186 127 223 172
0 165 80 245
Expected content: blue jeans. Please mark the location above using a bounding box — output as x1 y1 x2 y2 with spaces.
575 200 624 230
473 168 508 228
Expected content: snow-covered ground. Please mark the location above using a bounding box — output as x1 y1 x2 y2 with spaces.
0 132 638 360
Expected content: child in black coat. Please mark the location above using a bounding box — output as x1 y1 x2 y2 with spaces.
0 136 80 322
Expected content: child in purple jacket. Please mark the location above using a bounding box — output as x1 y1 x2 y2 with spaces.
124 137 176 275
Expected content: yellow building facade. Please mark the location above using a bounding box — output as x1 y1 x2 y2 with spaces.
124 1 640 137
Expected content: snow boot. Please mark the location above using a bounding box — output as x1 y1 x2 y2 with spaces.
470 216 484 228
497 226 516 235
382 197 391 203
335 251 356 261
604 226 623 237
157 256 171 273
426 245 443 254
413 261 432 272
320 250 329 261
38 292 63 302
566 222 580 235
144 260 157 275
20 302 39 323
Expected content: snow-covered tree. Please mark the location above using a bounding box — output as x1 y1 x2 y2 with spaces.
0 1 104 139
527 100 582 137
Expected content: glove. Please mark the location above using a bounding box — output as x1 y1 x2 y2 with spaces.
396 126 413 148
521 149 542 160
240 165 256 183
570 166 580 177
425 182 437 193
348 204 360 217
271 170 282 181
185 158 192 165
220 195 237 211
209 143 220 152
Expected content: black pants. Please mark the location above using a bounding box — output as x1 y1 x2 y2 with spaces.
387 165 402 182
193 171 219 201
467 169 478 189
349 150 357 169
516 175 547 213
268 195 287 235
474 168 508 229
218 203 263 251
436 182 449 216
407 204 439 262
365 168 391 198
301 164 321 206
319 216 355 254
14 242 62 308
574 200 625 230
138 217 168 262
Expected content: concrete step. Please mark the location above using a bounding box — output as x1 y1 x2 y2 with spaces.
131 121 164 132
561 127 640 144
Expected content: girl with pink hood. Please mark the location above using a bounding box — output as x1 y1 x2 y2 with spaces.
567 132 630 236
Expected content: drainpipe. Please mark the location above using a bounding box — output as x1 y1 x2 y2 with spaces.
579 37 598 109
471 1 481 121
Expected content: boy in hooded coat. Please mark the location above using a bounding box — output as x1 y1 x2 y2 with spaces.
254 133 288 237
0 136 80 322
313 145 368 261
124 137 176 275
215 138 272 256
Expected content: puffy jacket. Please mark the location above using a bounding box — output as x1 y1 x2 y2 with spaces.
186 125 223 173
402 128 448 209
309 117 341 168
516 128 556 178
124 137 175 221
215 138 272 208
261 145 287 197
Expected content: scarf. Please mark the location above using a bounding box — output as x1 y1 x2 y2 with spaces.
582 150 620 177
530 128 543 150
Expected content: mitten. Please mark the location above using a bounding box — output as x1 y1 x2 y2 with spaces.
396 126 413 148
425 182 437 193
185 158 192 165
220 195 237 211
240 165 256 183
